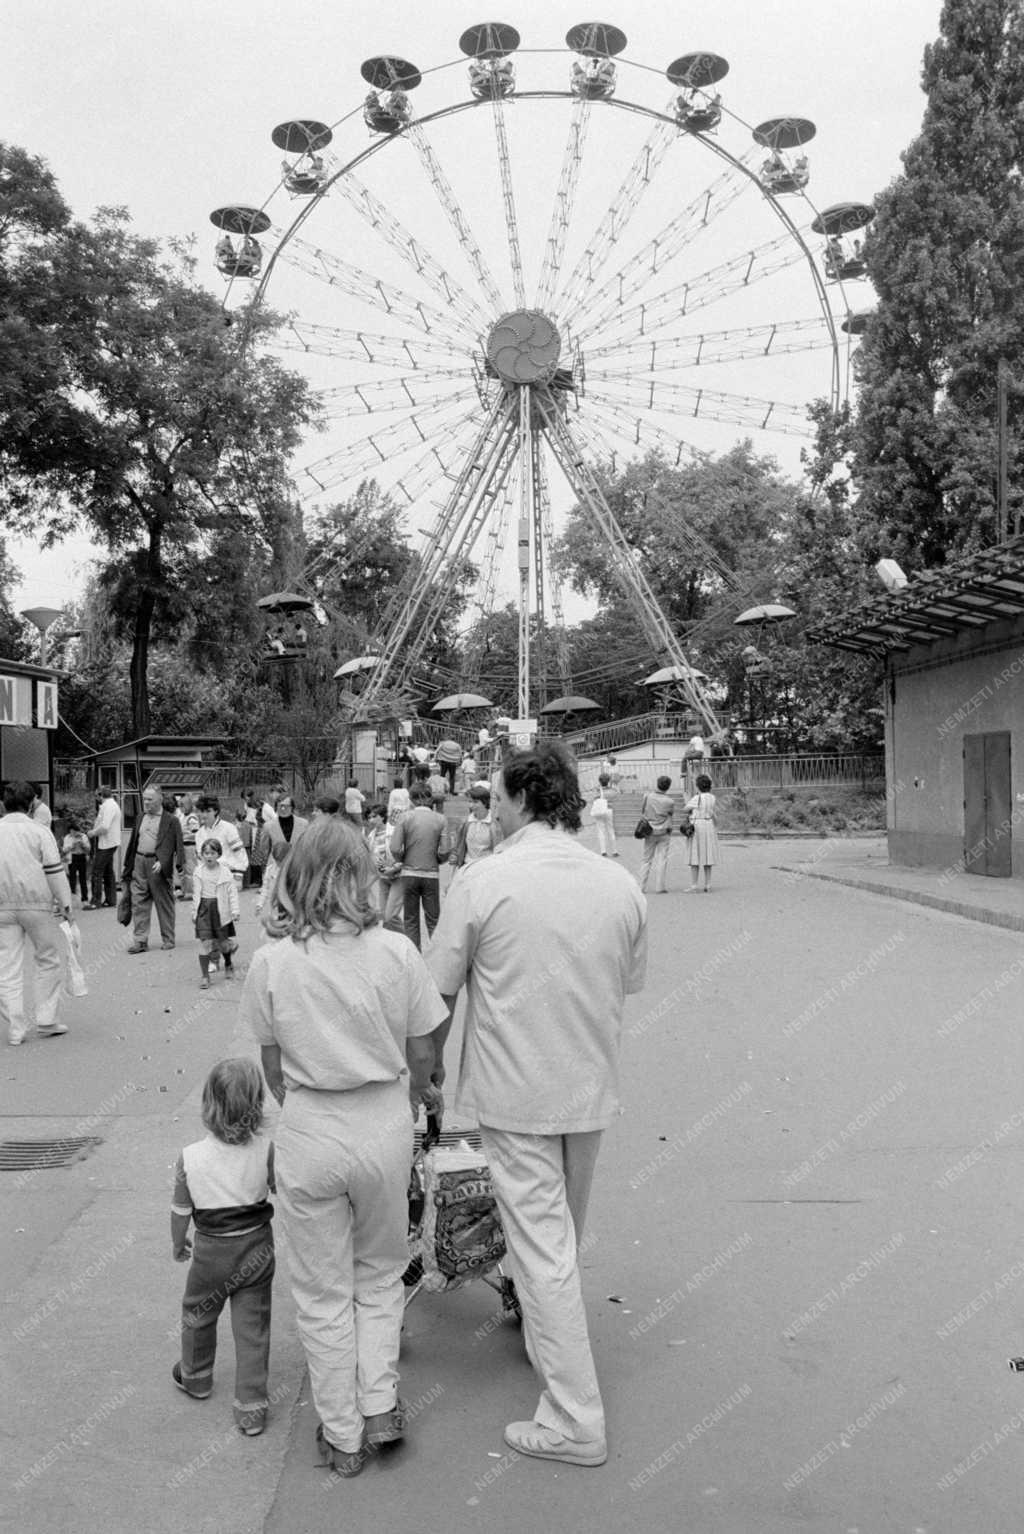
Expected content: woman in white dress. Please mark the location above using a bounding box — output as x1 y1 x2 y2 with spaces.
685 773 720 892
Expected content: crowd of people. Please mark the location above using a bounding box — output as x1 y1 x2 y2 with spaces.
2 742 724 1476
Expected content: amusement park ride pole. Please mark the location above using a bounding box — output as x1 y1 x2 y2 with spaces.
516 386 531 720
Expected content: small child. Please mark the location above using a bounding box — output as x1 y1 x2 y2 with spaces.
171 1058 275 1436
62 819 91 903
192 838 240 988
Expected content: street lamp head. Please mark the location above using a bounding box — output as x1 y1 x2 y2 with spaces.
19 606 65 634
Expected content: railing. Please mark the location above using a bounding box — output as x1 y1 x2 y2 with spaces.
557 712 701 755
577 752 885 795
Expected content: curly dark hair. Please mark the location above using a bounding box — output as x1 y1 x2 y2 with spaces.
501 741 585 832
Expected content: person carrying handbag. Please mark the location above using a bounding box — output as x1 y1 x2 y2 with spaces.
637 775 674 894
685 773 720 892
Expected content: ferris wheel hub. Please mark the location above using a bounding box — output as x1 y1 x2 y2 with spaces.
486 309 562 384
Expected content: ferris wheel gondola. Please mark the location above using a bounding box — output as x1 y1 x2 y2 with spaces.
215 22 875 734
210 206 270 278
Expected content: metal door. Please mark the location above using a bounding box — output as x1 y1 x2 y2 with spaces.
963 731 1012 877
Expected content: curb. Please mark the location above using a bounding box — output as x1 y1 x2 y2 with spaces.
780 865 1024 934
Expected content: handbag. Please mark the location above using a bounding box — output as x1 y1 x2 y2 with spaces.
633 816 652 839
116 883 132 926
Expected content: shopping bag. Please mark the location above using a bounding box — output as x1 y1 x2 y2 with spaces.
59 919 88 997
415 1142 507 1292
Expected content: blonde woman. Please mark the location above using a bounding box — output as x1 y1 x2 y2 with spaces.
239 820 447 1477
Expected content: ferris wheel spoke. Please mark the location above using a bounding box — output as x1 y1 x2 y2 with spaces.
578 229 805 349
491 99 526 308
272 321 463 369
584 377 813 436
554 107 677 319
584 317 837 372
280 234 468 346
387 414 487 508
535 450 573 691
316 371 477 418
564 153 760 338
464 481 517 665
334 173 489 335
535 97 592 312
406 124 505 317
566 416 745 590
538 397 723 736
302 395 477 493
364 395 519 700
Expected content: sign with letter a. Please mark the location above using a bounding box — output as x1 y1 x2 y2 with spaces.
36 681 59 729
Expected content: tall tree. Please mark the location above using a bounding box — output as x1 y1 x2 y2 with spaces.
0 145 318 737
0 541 29 660
852 0 1024 566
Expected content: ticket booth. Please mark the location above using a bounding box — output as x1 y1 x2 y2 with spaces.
0 658 62 805
74 735 227 833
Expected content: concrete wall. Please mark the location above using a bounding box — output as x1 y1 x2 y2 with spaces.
888 618 1024 875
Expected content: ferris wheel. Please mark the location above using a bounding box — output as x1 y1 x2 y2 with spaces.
210 20 873 737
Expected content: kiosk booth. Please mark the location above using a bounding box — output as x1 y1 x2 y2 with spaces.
0 657 62 806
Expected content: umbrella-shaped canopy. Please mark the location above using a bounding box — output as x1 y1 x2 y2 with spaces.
332 654 379 679
431 692 493 712
257 591 316 613
642 664 710 686
733 603 796 626
539 695 601 714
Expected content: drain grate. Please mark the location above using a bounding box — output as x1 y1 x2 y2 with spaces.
0 1136 103 1171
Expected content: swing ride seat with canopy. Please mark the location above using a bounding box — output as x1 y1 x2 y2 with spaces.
213 20 876 743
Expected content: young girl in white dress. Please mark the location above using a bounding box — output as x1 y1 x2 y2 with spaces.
192 839 240 986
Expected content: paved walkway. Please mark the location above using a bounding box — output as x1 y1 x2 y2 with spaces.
775 836 1024 933
5 836 1024 1534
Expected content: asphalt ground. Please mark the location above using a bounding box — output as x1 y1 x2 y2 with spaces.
3 836 1024 1534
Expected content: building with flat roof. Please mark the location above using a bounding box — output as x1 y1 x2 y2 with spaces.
810 538 1024 879
0 657 62 805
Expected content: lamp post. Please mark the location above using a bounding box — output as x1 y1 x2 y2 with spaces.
19 606 65 668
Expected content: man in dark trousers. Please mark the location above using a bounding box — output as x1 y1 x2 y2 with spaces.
124 787 184 952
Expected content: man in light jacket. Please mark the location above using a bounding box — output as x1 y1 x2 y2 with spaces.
426 743 647 1468
0 780 74 1044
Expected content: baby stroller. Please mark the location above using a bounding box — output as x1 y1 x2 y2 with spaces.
404 1113 521 1323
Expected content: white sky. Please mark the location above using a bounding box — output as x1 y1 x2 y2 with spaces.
6 0 943 615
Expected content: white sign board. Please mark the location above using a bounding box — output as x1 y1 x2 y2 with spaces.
0 674 32 727
508 718 538 749
36 681 59 729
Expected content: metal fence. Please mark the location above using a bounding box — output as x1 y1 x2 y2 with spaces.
577 752 885 796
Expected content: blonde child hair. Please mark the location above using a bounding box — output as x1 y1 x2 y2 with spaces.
200 1057 265 1146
